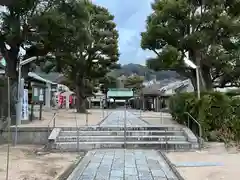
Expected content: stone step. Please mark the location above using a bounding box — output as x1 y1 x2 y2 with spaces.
60 130 184 136
60 125 181 131
55 141 192 151
57 135 187 142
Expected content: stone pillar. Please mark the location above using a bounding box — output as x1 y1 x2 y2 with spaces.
160 97 163 110
100 98 102 108
17 78 24 124
158 97 160 111
45 82 51 109
66 93 70 109
154 97 157 112
153 97 155 111
142 96 145 110
156 97 158 112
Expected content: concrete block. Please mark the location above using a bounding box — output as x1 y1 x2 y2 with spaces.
182 127 198 143
2 127 49 144
48 128 62 142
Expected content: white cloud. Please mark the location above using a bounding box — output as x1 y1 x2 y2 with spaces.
92 0 154 64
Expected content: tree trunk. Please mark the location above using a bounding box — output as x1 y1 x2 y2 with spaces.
191 64 213 91
201 65 213 90
189 72 197 92
0 42 20 125
188 49 214 92
0 78 5 118
75 84 87 113
189 69 211 92
104 93 108 109
0 77 17 125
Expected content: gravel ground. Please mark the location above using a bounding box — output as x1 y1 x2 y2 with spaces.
132 110 180 126
0 145 80 180
167 142 240 180
17 109 109 127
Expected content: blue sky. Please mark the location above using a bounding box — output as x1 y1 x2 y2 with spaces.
93 0 154 65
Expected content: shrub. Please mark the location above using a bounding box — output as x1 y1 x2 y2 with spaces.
198 92 232 139
225 89 240 97
169 92 198 124
229 97 240 142
169 91 240 143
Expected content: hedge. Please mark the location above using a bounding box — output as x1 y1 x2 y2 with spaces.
169 92 240 143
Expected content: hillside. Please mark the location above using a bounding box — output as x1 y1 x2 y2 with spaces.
109 63 180 80
33 63 181 83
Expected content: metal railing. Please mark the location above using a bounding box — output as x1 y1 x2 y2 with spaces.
75 111 80 153
184 112 202 148
124 108 127 148
47 112 57 135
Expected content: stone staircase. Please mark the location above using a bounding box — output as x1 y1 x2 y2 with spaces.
49 126 199 151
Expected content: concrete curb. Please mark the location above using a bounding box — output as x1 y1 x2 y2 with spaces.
55 152 86 180
158 151 185 180
66 151 95 180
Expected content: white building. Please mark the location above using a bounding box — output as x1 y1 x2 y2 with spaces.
159 79 194 96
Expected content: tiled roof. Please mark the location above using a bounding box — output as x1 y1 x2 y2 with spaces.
142 87 162 95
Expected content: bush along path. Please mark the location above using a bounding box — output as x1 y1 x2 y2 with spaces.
169 92 240 144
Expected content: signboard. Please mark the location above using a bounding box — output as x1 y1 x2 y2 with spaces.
22 89 29 120
39 88 44 101
108 88 133 91
32 87 45 102
32 87 38 102
107 89 134 97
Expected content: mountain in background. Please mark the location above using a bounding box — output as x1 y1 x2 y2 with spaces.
108 63 181 81
33 63 182 83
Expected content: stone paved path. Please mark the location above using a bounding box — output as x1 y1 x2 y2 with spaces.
67 149 178 180
67 110 178 180
100 110 148 127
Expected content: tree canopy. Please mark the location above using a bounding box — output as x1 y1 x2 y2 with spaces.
124 75 144 93
99 75 117 94
38 0 119 112
141 0 240 90
0 0 119 115
0 0 59 118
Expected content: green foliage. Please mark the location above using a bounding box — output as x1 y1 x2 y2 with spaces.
41 1 119 83
29 0 119 112
169 91 240 143
141 0 240 89
31 0 90 57
108 63 180 80
225 89 240 97
124 75 144 93
198 92 232 139
99 75 117 94
0 0 120 113
169 92 197 124
0 0 56 78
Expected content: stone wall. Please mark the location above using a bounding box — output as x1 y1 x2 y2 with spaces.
1 127 50 145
